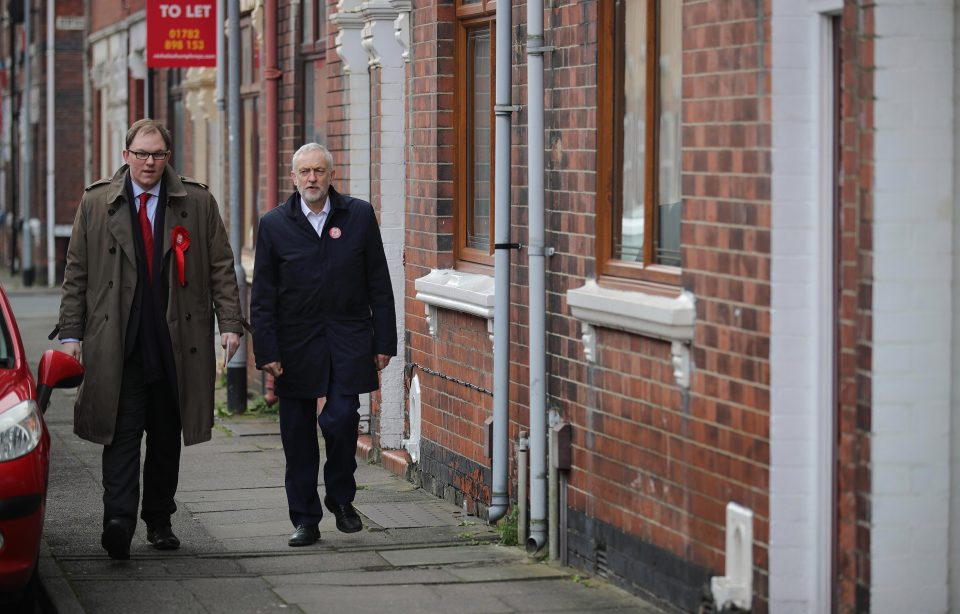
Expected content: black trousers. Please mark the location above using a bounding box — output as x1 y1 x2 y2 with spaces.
101 353 181 532
279 384 360 528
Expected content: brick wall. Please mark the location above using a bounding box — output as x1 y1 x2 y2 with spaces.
405 0 488 509
406 0 774 610
836 2 872 611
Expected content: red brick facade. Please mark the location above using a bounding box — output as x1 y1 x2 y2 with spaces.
836 2 873 611
405 0 775 610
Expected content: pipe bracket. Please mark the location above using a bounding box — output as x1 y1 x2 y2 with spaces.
494 104 521 115
527 245 555 257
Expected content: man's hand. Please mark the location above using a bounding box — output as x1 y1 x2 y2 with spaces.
263 361 283 378
374 354 391 371
221 333 240 366
61 341 81 361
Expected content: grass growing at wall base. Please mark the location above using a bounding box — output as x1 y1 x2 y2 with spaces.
497 506 520 546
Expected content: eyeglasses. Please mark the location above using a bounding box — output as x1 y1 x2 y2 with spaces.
129 150 170 160
297 167 328 178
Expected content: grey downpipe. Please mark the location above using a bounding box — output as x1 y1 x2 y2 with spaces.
216 0 225 110
226 0 247 412
45 0 53 286
488 0 513 524
21 0 32 286
525 0 546 554
548 415 558 559
518 431 528 543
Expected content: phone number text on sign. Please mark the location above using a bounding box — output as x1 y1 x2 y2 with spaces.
165 29 205 51
147 1 216 68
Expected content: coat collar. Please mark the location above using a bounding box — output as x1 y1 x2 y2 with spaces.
101 164 188 205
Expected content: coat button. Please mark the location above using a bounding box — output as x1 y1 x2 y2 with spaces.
185 313 191 320
108 281 113 288
190 347 197 354
181 211 188 218
104 315 109 321
109 246 116 254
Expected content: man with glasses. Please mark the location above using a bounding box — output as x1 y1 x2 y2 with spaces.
56 119 245 559
251 143 396 547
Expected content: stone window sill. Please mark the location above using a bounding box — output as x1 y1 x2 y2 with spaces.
414 269 495 338
566 280 696 387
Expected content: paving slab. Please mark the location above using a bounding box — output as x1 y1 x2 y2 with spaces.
380 544 524 567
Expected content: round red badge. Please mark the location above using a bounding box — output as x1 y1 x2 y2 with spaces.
329 227 342 239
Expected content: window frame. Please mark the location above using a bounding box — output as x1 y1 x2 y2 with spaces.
454 3 497 270
596 0 681 287
301 1 328 145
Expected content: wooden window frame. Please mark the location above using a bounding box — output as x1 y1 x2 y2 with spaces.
597 0 680 288
301 1 328 144
454 3 496 270
301 0 327 54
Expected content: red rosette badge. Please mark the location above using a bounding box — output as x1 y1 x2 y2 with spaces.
172 226 190 287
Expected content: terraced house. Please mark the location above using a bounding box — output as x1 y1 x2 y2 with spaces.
4 0 959 612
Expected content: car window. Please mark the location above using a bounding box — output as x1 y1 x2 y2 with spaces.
0 314 15 368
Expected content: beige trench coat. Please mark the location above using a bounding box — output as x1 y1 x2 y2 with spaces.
57 165 244 446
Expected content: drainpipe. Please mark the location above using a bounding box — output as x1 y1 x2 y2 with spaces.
44 0 53 286
226 0 247 413
488 0 513 524
264 0 278 205
21 0 33 286
525 0 547 554
261 0 280 406
215 0 224 160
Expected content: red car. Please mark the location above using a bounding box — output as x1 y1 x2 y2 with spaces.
0 288 83 605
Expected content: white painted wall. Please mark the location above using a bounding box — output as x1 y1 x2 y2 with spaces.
952 5 960 610
872 1 954 612
769 1 841 611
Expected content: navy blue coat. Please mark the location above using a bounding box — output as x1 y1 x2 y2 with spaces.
250 187 397 399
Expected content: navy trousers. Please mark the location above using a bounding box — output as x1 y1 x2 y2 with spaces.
102 353 181 532
278 385 360 528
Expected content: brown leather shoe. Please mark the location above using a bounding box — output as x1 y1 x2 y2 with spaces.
324 495 362 533
288 524 320 547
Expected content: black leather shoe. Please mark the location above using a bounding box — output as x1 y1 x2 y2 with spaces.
288 524 320 547
324 495 362 533
101 519 131 560
147 525 181 550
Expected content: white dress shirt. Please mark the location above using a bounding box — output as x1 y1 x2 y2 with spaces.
131 182 160 229
301 196 331 237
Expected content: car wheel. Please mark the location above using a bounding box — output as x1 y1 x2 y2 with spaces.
4 564 40 614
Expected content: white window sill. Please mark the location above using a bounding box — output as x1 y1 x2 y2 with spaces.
414 269 495 338
566 280 696 387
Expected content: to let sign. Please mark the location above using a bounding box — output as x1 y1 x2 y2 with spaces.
146 1 217 68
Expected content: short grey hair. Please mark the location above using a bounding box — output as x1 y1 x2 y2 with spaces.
291 143 333 173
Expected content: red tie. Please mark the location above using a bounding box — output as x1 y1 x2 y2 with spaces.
138 192 154 278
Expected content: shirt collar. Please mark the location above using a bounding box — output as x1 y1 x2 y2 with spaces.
300 195 331 219
131 181 161 201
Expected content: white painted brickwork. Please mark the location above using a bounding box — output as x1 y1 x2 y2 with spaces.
872 1 955 612
770 2 840 611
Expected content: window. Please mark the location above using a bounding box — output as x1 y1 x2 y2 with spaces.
240 14 260 249
455 0 496 268
302 1 328 144
598 0 682 285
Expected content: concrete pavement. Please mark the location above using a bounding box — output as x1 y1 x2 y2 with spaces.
5 280 666 613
